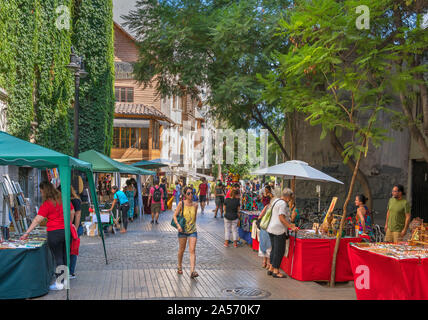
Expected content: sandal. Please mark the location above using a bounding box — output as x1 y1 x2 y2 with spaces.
267 270 273 276
272 273 287 278
224 243 229 247
177 267 183 275
262 262 267 269
190 271 199 279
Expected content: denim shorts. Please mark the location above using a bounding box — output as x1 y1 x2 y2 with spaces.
178 231 198 238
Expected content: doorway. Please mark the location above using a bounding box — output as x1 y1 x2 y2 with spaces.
411 160 428 221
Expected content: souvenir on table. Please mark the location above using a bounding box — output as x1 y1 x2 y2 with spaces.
351 242 428 259
320 197 338 236
408 220 428 247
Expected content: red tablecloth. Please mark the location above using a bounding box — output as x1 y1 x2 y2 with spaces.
348 245 428 300
280 236 361 282
252 238 259 251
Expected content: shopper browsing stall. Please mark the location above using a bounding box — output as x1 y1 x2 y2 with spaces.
108 186 130 233
267 188 298 278
355 194 373 238
223 189 241 248
20 181 75 291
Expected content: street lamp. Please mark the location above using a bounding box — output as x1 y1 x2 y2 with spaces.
66 46 87 158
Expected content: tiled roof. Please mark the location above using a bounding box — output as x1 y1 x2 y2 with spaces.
115 103 174 123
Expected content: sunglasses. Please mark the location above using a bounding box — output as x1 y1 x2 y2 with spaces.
186 192 192 195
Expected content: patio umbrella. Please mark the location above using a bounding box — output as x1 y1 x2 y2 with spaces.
133 159 168 169
252 160 343 184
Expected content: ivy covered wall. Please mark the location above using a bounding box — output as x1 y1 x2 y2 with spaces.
0 0 115 155
72 0 115 155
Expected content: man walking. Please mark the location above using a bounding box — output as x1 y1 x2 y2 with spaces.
384 184 411 243
148 178 164 224
198 178 208 214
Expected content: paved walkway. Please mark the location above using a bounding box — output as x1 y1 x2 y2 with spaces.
36 203 357 300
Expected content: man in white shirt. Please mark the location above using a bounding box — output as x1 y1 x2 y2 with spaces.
267 188 298 278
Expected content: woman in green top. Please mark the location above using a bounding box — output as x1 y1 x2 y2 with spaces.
173 186 199 279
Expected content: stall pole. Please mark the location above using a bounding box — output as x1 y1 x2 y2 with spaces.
137 174 143 222
58 166 71 300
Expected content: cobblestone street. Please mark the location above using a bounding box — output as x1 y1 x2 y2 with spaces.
37 203 357 300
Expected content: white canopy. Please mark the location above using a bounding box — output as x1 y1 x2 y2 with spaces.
252 160 343 184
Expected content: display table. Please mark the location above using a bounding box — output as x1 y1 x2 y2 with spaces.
0 242 55 299
238 211 260 245
280 235 361 282
348 244 428 300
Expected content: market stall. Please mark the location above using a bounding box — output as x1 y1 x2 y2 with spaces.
348 241 428 300
238 210 261 245
0 131 107 299
0 230 54 299
280 230 361 282
79 150 155 228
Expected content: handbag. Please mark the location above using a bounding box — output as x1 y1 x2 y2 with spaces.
171 200 186 231
259 199 281 230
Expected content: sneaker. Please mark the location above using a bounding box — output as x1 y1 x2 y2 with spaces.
155 220 159 224
49 282 64 291
69 274 76 280
151 220 154 224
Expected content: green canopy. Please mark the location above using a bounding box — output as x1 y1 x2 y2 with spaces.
79 150 155 175
133 159 168 169
0 131 108 299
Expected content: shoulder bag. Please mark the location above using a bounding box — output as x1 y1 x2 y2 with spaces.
259 199 281 230
171 200 186 231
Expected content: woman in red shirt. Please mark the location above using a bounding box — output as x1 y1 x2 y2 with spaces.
21 181 74 290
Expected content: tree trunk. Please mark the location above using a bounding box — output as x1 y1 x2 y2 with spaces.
330 131 373 210
329 149 363 287
399 93 428 162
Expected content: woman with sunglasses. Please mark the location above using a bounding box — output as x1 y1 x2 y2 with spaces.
173 186 199 279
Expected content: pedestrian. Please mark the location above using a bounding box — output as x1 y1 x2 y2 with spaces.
206 180 211 206
257 185 273 269
148 178 163 224
198 178 208 214
173 186 199 279
214 180 225 218
384 184 411 243
266 188 298 278
226 183 240 199
108 185 130 233
20 181 75 290
223 189 241 247
130 178 139 219
69 185 83 279
175 180 182 207
288 194 301 227
355 194 373 238
160 177 168 211
124 180 135 222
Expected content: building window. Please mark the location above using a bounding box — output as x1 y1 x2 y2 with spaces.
115 87 134 102
152 121 160 150
141 127 149 149
113 127 142 149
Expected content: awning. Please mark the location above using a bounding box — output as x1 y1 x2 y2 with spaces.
113 119 150 128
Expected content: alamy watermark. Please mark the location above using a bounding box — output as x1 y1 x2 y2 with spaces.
355 265 370 290
160 122 269 169
55 5 70 30
356 5 370 30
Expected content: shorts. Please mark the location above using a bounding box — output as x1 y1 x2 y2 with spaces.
215 196 224 206
178 231 198 238
151 202 161 214
199 195 207 202
385 229 403 243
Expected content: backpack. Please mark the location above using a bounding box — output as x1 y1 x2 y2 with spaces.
153 187 162 202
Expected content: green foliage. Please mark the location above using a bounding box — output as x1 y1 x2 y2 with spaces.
72 0 115 155
124 0 292 158
259 0 414 163
0 0 73 153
